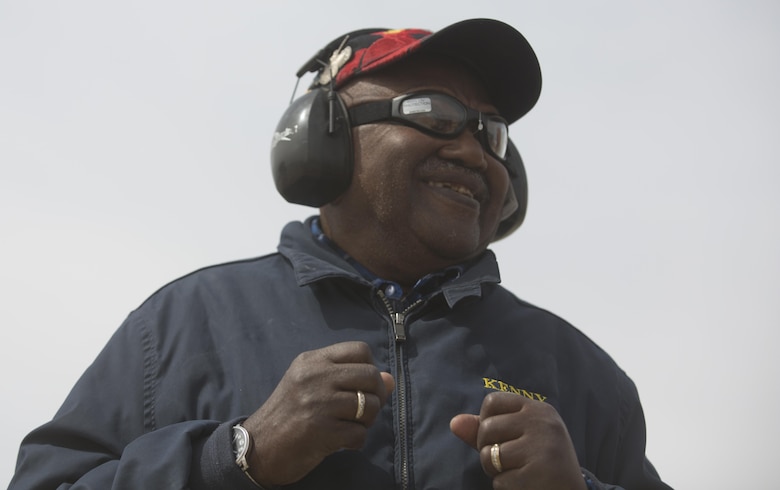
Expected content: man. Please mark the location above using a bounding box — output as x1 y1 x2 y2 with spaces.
10 19 672 490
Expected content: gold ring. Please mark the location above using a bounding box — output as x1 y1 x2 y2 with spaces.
355 390 366 420
490 443 503 473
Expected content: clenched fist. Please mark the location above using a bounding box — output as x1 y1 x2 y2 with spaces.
451 392 586 490
242 341 395 487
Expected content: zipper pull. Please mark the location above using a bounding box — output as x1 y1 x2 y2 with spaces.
393 312 406 341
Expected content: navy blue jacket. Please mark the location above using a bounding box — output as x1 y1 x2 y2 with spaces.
11 218 671 489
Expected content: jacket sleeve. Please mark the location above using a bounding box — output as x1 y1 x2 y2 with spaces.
9 313 260 490
584 375 674 490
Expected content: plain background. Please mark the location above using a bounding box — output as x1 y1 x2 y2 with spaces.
1 1 778 488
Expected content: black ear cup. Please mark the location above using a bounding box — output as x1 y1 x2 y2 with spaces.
270 89 353 207
493 138 528 241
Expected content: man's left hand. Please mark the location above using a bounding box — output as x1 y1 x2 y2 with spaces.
450 392 586 489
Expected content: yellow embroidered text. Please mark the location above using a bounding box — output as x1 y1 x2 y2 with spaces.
482 377 547 402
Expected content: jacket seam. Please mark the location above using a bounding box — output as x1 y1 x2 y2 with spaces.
139 318 160 432
136 253 279 311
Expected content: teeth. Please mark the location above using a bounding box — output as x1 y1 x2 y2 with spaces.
429 181 474 199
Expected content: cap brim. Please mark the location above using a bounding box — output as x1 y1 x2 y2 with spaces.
414 19 542 124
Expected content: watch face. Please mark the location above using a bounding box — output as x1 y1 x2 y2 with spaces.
233 426 248 457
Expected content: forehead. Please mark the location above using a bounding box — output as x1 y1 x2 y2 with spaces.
340 54 497 112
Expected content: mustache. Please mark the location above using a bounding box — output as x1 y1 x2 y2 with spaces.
418 157 490 202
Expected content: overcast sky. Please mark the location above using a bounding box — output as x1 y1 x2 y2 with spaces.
1 1 778 488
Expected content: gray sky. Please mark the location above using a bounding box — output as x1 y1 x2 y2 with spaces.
1 1 778 488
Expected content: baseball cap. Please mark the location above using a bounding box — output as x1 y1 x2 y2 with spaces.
297 19 542 124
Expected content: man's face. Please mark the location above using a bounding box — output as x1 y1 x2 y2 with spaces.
321 55 512 280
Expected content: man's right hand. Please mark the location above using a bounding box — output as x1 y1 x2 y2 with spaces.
241 341 395 487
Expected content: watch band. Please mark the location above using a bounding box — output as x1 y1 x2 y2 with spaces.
232 424 263 487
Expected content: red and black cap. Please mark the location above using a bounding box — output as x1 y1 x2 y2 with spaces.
298 19 542 124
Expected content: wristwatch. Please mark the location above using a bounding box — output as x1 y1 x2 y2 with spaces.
232 424 263 487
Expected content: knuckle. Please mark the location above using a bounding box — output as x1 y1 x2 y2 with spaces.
482 391 514 413
363 364 381 381
483 391 502 408
534 400 561 420
480 414 500 433
352 341 372 358
294 348 319 365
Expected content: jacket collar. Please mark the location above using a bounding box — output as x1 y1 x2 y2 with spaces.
277 217 503 308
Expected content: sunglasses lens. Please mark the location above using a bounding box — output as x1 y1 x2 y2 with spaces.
395 94 508 160
400 95 465 136
485 117 508 159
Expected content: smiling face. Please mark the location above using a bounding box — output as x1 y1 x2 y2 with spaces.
319 54 511 287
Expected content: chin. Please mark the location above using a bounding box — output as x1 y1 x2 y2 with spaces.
420 226 486 262
408 209 498 262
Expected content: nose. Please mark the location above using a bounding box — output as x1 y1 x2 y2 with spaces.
437 127 488 172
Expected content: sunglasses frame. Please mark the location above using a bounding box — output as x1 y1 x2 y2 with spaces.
348 92 510 162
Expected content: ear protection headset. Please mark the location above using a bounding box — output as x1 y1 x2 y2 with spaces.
271 87 354 208
270 67 529 241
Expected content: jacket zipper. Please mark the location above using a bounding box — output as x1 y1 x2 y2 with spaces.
377 290 422 490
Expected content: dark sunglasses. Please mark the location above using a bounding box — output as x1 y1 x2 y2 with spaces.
347 92 509 162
